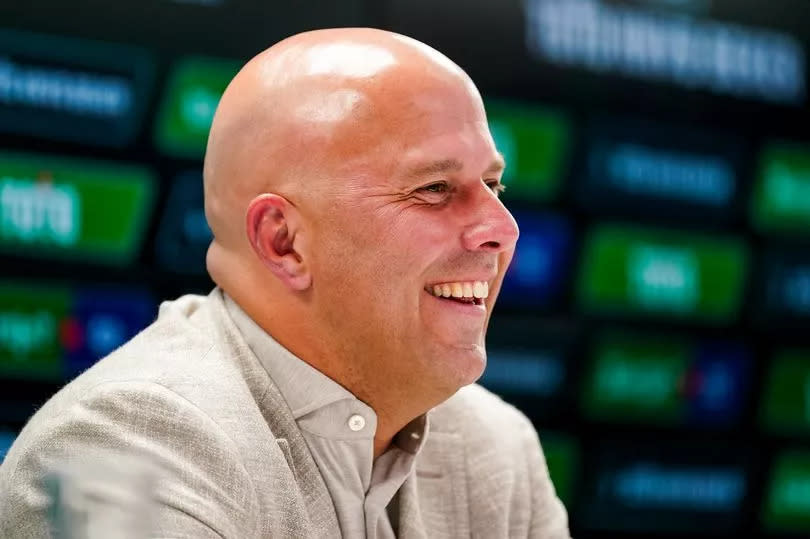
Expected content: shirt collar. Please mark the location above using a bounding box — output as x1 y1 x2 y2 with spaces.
223 292 429 450
224 292 352 418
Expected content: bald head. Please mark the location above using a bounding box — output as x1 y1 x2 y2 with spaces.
203 27 480 254
203 28 516 434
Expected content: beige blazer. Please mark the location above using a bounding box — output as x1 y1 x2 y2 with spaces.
0 289 570 538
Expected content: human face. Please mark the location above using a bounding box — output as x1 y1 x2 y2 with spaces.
306 79 519 397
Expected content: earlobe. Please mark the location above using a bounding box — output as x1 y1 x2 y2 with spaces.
246 194 312 291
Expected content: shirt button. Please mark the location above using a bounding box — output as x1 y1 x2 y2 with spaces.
348 414 366 432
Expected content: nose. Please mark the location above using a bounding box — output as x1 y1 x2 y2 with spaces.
461 186 519 254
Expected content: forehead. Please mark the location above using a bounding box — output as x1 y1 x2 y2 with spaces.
401 154 505 183
374 81 498 177
317 66 497 190
391 114 501 183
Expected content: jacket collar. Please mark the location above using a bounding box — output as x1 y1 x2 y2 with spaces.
207 288 341 537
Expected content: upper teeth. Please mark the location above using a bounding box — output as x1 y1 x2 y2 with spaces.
427 281 489 299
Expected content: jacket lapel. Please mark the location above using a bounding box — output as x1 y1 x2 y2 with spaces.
258 382 340 537
401 431 470 539
397 474 427 539
208 290 340 538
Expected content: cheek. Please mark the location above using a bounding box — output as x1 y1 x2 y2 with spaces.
311 216 394 300
312 204 445 305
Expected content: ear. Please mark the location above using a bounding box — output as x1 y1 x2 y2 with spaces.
245 193 312 291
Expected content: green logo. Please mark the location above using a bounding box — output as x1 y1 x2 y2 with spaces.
485 99 570 202
760 350 810 435
180 87 221 131
0 178 81 246
765 163 810 215
0 311 56 357
752 143 810 236
154 56 242 158
763 451 810 531
0 152 155 265
577 225 747 323
629 245 699 313
539 432 578 506
584 333 687 423
0 283 68 380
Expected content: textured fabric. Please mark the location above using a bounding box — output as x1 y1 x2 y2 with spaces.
0 289 571 538
225 294 428 539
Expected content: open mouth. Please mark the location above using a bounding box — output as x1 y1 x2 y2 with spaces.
424 280 488 307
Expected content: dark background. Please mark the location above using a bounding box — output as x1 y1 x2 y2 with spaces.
1 0 810 537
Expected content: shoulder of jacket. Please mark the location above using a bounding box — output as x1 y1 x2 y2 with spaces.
430 383 533 440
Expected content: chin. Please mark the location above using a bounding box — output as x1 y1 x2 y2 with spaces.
439 343 487 391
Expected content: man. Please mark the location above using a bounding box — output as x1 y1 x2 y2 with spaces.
0 28 570 538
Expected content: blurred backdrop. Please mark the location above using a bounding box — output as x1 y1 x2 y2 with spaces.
1 0 809 537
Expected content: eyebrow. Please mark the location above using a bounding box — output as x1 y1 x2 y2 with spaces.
403 154 506 180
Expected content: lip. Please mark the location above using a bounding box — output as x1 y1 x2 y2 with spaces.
424 275 497 288
423 288 487 315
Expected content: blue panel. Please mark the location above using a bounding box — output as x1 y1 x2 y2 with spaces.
686 341 751 426
757 250 810 328
64 288 156 377
155 171 211 275
481 348 566 398
499 212 572 309
577 117 744 224
0 29 155 147
579 441 750 534
0 430 15 461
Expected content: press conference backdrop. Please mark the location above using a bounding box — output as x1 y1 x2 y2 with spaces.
1 0 809 537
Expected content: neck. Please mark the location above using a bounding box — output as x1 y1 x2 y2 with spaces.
374 434 394 459
285 356 433 458
213 257 443 459
360 380 444 459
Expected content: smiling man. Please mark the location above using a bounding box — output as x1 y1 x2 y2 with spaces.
0 28 570 538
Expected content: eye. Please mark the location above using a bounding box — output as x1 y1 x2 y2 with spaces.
419 182 449 194
486 180 506 195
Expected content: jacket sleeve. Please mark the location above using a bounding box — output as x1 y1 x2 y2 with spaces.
520 418 573 539
0 380 258 539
